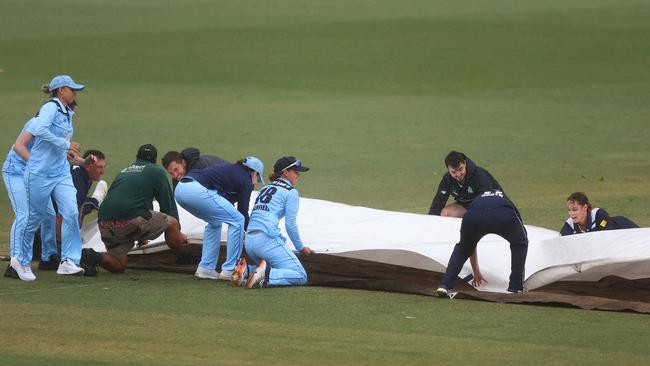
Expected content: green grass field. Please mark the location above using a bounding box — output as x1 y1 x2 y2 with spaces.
1 0 649 364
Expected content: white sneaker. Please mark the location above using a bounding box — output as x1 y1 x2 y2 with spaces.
436 287 449 298
10 257 36 281
92 180 108 205
218 270 233 281
246 260 267 289
436 287 458 299
195 266 220 280
57 259 85 276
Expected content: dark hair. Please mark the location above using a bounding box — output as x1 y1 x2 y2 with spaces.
162 151 184 168
41 84 57 97
83 149 105 160
236 159 254 174
136 144 157 164
444 151 466 168
567 192 592 210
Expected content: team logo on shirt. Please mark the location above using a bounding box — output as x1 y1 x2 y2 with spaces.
480 190 504 198
121 164 146 173
271 180 293 191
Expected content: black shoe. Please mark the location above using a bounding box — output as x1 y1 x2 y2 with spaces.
38 254 60 271
4 264 19 279
80 248 102 277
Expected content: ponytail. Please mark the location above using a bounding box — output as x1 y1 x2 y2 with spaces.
41 83 57 97
268 172 282 182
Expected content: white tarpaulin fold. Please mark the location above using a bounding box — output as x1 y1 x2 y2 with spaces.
82 192 649 293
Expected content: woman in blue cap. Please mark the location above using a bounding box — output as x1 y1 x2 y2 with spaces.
9 75 90 280
234 156 312 288
3 118 59 279
174 156 264 281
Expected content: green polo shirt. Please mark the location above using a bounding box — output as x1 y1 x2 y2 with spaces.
98 160 179 221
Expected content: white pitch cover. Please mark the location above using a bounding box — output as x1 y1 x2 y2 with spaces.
82 192 650 293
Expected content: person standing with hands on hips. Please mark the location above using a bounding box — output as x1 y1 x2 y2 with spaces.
235 156 312 288
10 75 92 281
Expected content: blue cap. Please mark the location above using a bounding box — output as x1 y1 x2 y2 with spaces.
242 156 265 184
49 75 85 91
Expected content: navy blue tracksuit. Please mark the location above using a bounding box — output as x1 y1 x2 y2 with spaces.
439 190 529 292
560 207 639 236
429 157 503 215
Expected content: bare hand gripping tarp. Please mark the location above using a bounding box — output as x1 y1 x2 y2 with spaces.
81 193 650 313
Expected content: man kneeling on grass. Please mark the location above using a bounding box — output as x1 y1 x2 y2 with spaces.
80 144 187 275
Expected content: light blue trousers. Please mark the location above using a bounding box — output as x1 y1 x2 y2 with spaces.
174 180 244 272
20 171 81 266
245 231 307 286
3 170 57 261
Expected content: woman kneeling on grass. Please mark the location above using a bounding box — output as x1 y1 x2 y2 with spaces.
232 156 312 288
560 192 639 236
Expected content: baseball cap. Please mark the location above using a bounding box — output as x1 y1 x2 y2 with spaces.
49 75 85 91
137 144 158 163
242 156 265 184
273 156 309 172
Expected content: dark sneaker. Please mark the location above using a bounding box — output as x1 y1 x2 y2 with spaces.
38 254 60 271
80 248 102 277
4 263 19 279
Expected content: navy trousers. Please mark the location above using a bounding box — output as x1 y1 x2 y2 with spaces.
439 207 529 292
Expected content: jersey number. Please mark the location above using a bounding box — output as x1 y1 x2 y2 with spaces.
255 187 278 204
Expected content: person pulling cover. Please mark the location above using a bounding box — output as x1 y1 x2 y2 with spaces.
560 192 639 236
436 189 529 297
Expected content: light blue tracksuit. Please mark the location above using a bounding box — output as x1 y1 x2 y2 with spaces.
18 98 81 266
246 178 307 286
174 179 245 272
2 118 58 261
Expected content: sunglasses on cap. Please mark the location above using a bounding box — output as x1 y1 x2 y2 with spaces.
282 159 302 171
